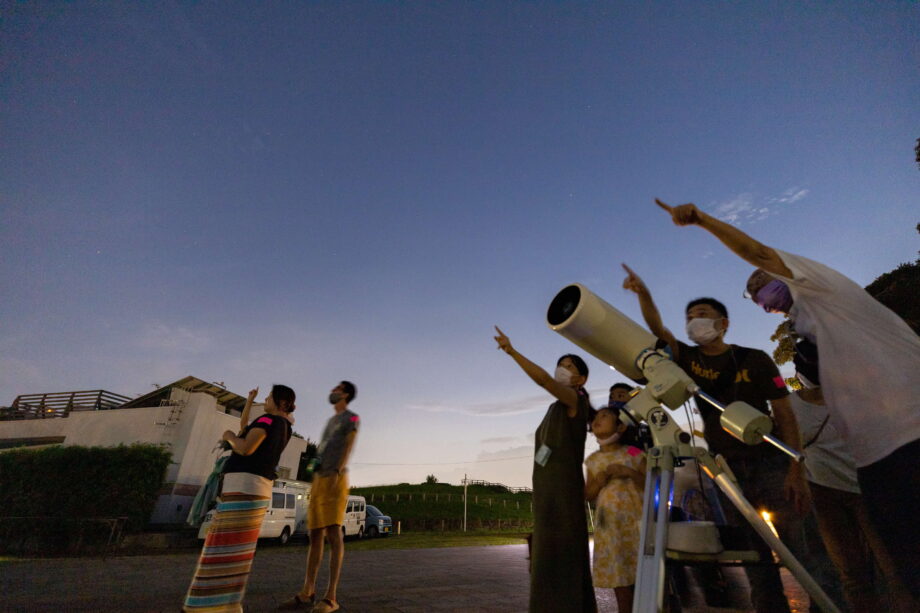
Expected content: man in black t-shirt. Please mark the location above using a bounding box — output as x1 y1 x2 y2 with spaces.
672 339 788 462
621 265 841 613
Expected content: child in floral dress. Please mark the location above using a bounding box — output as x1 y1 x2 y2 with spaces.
585 390 646 613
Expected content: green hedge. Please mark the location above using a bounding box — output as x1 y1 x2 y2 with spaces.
0 443 171 532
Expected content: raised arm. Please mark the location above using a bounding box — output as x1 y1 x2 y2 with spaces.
494 326 580 414
621 264 680 360
239 387 258 433
655 199 792 278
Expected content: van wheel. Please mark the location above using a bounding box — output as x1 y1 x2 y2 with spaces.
342 525 347 540
278 527 291 545
358 526 364 539
367 526 379 539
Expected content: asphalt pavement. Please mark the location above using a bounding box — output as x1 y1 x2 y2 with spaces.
1 542 808 612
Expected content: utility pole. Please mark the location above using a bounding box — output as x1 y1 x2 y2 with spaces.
463 474 468 533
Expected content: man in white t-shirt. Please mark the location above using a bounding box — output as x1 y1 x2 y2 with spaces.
653 197 920 599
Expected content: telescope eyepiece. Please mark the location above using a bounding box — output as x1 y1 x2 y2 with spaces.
547 285 582 326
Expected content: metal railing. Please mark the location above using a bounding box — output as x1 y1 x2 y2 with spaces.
1 390 132 420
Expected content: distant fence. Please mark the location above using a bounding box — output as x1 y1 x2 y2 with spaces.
466 480 532 494
395 517 533 532
366 491 531 511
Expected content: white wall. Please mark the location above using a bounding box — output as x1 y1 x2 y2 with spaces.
0 389 307 524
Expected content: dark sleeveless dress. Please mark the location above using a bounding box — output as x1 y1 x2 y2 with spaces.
530 393 597 612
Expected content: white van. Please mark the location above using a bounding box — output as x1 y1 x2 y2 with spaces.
343 495 366 538
198 479 311 545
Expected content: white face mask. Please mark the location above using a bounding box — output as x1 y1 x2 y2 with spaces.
554 365 573 385
595 431 622 446
686 317 722 345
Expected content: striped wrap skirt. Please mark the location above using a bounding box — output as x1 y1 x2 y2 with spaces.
182 471 272 612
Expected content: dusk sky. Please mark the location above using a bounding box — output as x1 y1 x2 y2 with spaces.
2 2 918 488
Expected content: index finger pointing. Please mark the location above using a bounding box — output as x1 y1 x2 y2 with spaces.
621 263 636 276
494 325 505 336
654 198 672 212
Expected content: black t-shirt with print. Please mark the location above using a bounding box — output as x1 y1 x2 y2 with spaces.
673 340 789 459
223 413 293 480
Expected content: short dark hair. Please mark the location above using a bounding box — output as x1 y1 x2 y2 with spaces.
557 354 589 379
271 384 296 413
686 297 728 319
609 383 633 395
340 380 356 403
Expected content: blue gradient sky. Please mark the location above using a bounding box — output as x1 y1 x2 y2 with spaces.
2 2 918 487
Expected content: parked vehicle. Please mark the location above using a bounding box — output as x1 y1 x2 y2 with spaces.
343 495 366 538
198 479 310 544
364 504 392 538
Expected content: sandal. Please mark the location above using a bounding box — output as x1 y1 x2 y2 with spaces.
277 593 315 610
311 598 340 613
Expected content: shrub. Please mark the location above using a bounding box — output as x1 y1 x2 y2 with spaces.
0 443 171 532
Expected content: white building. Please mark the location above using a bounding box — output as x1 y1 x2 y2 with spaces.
0 376 309 524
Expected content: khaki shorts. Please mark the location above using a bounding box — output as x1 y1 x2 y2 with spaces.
307 472 349 530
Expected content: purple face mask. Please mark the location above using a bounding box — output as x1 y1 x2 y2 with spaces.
754 280 793 313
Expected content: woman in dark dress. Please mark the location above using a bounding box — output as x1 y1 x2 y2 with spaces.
494 326 597 613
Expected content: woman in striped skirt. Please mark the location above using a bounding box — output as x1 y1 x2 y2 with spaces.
182 384 296 612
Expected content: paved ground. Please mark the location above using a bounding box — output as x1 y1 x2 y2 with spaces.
1 543 810 612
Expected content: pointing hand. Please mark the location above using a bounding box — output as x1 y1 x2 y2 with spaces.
621 263 647 295
655 198 705 226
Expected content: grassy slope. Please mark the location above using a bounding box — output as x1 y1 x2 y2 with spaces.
351 483 534 524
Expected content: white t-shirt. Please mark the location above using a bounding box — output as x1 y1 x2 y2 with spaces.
776 250 920 467
789 393 859 493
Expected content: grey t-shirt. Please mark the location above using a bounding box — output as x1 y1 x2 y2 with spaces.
316 409 359 476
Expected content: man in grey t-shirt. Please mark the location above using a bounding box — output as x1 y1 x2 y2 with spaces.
282 381 359 613
316 405 359 477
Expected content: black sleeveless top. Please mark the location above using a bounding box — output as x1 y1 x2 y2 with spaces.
223 413 293 480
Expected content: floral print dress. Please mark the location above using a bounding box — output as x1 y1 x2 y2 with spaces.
585 445 645 588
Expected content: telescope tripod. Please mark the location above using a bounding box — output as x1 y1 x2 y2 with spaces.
626 388 841 613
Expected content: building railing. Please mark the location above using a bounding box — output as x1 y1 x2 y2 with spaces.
0 390 132 421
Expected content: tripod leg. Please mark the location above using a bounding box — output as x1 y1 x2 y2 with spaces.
710 470 842 613
633 447 675 613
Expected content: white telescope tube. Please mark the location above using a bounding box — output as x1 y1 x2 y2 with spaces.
546 283 657 382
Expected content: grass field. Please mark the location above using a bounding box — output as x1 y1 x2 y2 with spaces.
342 531 529 551
351 482 534 526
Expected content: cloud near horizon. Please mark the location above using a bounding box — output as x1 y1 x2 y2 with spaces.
408 386 612 417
